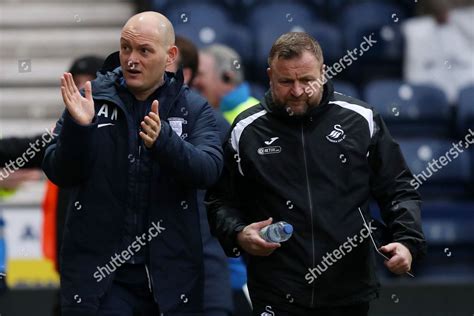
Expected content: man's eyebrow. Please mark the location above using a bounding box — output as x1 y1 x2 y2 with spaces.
137 43 154 49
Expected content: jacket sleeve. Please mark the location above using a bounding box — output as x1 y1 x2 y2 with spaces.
204 129 248 257
42 110 98 187
0 134 47 168
368 112 427 260
152 101 223 189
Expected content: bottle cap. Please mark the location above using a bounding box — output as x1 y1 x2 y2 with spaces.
283 224 293 234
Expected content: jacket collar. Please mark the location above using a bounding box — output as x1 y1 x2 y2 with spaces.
261 79 334 121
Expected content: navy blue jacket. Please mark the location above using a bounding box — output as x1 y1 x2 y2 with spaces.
198 109 233 313
42 68 223 314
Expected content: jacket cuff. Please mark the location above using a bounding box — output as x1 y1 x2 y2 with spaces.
397 239 426 261
225 224 246 257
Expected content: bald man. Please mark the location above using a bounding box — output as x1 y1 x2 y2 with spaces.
43 12 223 316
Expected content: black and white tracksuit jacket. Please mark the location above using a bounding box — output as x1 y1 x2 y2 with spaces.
205 80 426 309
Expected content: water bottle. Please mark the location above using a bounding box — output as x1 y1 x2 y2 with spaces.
260 221 293 243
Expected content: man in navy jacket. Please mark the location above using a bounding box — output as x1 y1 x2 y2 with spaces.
42 12 223 315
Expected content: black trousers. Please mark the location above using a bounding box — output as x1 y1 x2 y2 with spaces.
251 297 369 316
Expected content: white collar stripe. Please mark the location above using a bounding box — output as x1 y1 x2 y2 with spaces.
330 101 375 138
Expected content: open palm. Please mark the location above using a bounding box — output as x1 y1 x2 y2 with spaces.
60 72 95 125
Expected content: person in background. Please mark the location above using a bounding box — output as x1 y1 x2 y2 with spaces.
193 43 257 316
0 55 104 315
167 35 234 316
193 44 259 125
403 0 474 103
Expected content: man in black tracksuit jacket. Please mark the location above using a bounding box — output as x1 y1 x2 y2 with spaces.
206 32 426 316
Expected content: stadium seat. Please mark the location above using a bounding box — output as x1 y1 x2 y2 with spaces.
156 0 233 12
166 3 254 66
248 1 317 29
364 80 451 137
219 24 254 65
422 201 474 244
340 2 405 60
397 138 471 198
417 200 474 281
333 80 359 99
312 22 343 64
339 2 405 82
457 85 474 136
165 3 231 47
248 1 318 66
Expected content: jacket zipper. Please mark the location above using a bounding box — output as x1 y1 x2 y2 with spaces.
301 123 316 307
131 100 143 263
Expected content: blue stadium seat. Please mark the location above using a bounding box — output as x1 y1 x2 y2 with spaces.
157 0 233 12
248 1 318 66
166 3 254 65
397 138 471 198
333 80 359 99
338 2 405 82
417 201 474 281
248 1 317 29
219 25 254 64
340 2 405 61
165 3 232 47
312 22 343 64
422 201 474 245
457 85 474 136
364 80 451 137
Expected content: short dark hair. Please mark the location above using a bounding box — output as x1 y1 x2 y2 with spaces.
175 35 199 85
69 55 104 77
268 32 323 66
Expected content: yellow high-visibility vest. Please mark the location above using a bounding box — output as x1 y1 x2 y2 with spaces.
222 97 259 124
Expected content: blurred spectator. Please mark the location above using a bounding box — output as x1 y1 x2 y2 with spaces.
167 35 234 316
193 44 256 316
167 35 199 86
193 44 259 124
403 0 474 103
0 55 103 315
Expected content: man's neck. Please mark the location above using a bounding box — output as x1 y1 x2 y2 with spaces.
132 77 165 101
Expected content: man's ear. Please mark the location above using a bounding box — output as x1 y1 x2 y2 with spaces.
166 45 179 67
267 67 273 87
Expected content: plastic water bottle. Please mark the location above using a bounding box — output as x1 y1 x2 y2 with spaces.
260 221 293 243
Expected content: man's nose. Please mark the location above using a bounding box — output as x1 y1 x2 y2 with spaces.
290 83 304 97
128 51 139 67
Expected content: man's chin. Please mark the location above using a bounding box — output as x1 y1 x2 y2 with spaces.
286 104 308 116
124 78 143 89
